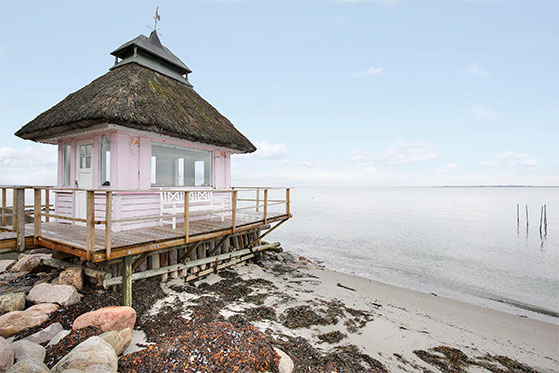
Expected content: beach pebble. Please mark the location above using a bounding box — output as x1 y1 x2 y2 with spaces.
73 306 136 333
275 347 294 373
47 330 71 347
58 267 83 292
6 359 50 373
9 254 51 274
99 328 132 356
0 260 15 273
26 283 80 307
0 336 14 372
51 336 118 372
11 340 45 363
24 322 63 345
0 293 26 315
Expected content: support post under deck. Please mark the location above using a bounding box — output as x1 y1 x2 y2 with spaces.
122 256 132 307
15 188 25 252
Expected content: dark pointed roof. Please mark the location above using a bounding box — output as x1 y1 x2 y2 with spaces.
110 31 192 85
14 63 256 153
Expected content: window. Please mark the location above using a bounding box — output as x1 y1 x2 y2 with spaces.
151 143 212 187
100 136 111 186
79 144 92 169
63 144 71 186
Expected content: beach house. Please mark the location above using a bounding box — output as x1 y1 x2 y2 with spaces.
15 30 256 231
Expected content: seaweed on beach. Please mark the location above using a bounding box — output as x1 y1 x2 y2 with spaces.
317 330 347 344
119 322 279 373
413 346 541 373
281 305 338 329
45 326 103 368
268 333 387 372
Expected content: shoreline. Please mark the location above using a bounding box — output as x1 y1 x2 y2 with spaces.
316 260 559 326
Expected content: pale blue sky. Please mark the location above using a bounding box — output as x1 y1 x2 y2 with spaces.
1 0 558 186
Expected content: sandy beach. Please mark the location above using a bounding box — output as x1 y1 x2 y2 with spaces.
121 250 559 372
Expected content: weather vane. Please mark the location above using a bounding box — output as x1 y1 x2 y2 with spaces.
152 6 161 32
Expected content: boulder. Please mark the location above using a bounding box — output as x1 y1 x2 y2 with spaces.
26 304 59 315
51 336 117 373
99 328 131 356
275 348 294 373
7 359 50 373
47 330 70 347
0 293 26 315
0 336 14 372
26 284 80 307
0 304 57 338
9 254 51 274
58 267 83 292
73 307 136 333
24 322 63 345
11 340 45 363
0 260 14 273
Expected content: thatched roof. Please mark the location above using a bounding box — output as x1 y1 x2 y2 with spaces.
15 63 256 153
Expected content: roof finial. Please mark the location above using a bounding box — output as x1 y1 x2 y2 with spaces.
153 6 161 32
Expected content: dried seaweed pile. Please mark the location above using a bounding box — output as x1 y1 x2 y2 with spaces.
413 346 541 373
119 322 279 373
45 326 103 368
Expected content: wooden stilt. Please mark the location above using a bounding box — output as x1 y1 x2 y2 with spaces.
160 252 169 282
122 256 132 307
169 249 178 279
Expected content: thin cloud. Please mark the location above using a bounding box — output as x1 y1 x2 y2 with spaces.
463 63 490 77
354 67 384 77
446 162 458 170
471 105 494 120
381 139 437 164
480 160 500 167
251 141 289 160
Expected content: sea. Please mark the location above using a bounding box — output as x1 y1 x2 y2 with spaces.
266 187 559 324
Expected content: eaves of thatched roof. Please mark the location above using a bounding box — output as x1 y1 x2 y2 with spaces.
15 63 256 153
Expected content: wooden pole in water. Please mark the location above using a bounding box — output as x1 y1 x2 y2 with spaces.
544 204 547 236
516 204 519 230
525 205 529 229
539 205 544 237
122 255 132 307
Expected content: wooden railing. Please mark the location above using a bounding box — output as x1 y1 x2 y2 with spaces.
2 185 291 259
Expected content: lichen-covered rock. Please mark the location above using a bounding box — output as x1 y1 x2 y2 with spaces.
9 254 51 274
24 323 63 345
6 359 50 373
51 336 117 373
11 340 45 363
58 267 83 292
0 293 26 315
0 336 14 372
0 304 58 338
99 328 131 356
72 307 136 333
26 284 80 307
0 260 15 273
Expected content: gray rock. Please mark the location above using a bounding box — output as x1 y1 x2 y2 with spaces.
274 347 294 373
47 330 70 347
0 293 26 315
24 323 63 345
7 359 50 373
99 328 131 356
0 336 14 372
26 284 80 307
9 254 51 274
51 336 117 373
0 260 15 273
11 340 45 363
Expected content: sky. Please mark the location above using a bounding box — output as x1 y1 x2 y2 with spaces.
1 0 558 187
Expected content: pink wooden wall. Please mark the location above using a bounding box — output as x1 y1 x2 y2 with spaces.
54 128 232 231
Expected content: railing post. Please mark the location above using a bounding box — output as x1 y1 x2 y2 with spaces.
105 191 112 259
86 190 95 251
256 189 260 212
34 188 42 245
45 188 50 223
184 191 190 243
263 189 268 225
232 190 238 233
286 188 291 217
1 188 6 227
15 187 25 252
12 187 17 232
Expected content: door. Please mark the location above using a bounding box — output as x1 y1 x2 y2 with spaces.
76 142 93 221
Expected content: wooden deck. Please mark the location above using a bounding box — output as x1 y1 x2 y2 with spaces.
27 211 287 262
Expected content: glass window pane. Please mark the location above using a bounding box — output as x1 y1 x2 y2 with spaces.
151 143 213 187
100 137 111 185
63 144 71 186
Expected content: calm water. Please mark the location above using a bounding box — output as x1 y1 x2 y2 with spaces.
267 187 559 323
